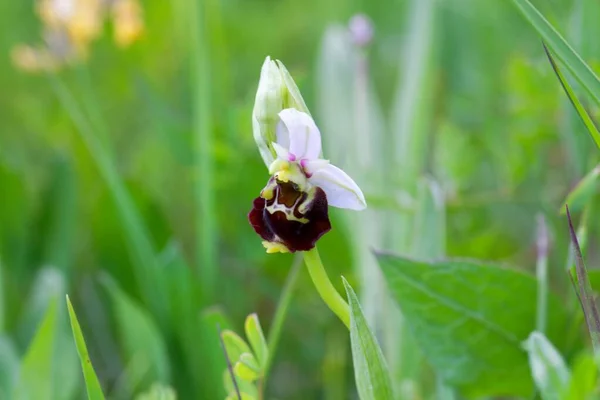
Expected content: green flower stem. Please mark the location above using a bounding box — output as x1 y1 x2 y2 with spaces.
303 247 350 329
265 254 303 379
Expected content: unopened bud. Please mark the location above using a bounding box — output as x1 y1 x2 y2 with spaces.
349 14 374 47
252 56 309 167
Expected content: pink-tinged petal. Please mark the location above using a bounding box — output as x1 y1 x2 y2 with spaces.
308 164 366 210
302 158 330 177
278 109 321 160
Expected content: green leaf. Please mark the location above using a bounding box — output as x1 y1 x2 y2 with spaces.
234 357 260 382
342 278 394 400
13 298 58 400
561 166 600 213
66 295 105 400
543 44 600 150
101 277 170 394
523 332 570 400
221 330 251 363
222 370 257 398
376 253 568 396
0 336 19 399
511 0 600 107
567 352 597 400
244 314 268 369
135 383 177 400
239 352 260 371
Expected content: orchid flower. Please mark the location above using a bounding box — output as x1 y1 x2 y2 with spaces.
249 108 366 253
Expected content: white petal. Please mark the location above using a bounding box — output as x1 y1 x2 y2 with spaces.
302 158 330 176
278 109 321 160
309 164 366 210
271 142 290 160
275 118 290 151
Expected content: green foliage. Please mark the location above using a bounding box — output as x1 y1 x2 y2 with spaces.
0 336 19 399
244 314 268 369
342 278 394 400
101 277 170 395
13 299 58 400
66 295 105 400
523 332 570 400
567 353 598 400
220 314 269 400
135 383 177 400
561 166 600 213
511 0 600 106
543 45 600 150
376 253 568 397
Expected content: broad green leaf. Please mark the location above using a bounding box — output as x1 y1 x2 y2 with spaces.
561 166 600 213
567 352 597 400
523 332 570 400
101 277 170 394
342 278 394 400
544 45 600 150
13 298 58 400
0 336 19 399
511 0 600 107
244 314 268 369
376 253 568 397
66 295 105 400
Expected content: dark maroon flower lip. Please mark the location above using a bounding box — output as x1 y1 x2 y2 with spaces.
248 180 331 253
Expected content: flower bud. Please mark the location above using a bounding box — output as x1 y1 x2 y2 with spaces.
252 56 310 167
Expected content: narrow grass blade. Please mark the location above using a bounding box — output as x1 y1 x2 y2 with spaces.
101 276 170 394
66 295 105 400
47 75 164 320
0 258 4 333
13 299 58 400
560 165 600 214
343 278 394 400
510 0 600 107
543 44 600 150
188 0 217 300
565 206 600 356
536 214 549 334
43 158 77 273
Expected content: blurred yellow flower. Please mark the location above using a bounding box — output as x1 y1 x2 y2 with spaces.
12 0 144 73
112 0 144 48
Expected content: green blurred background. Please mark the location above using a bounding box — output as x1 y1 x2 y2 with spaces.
0 0 598 398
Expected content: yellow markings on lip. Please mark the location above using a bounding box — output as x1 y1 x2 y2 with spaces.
268 159 290 175
262 241 290 253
